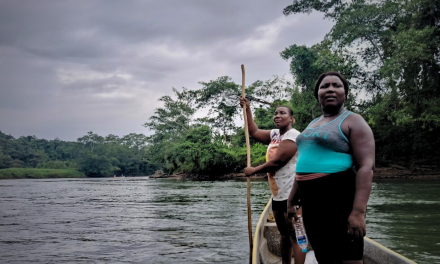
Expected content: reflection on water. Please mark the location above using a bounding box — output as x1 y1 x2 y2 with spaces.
0 178 439 263
367 180 440 264
0 178 269 264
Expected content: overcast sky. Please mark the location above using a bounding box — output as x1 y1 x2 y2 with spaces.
0 0 333 141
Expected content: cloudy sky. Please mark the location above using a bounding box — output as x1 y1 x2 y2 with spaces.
0 1 333 141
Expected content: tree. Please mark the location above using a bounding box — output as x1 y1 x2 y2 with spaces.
77 152 116 177
282 0 440 166
195 76 241 142
284 0 440 121
195 76 297 143
161 126 239 175
280 41 359 128
77 131 105 153
0 148 13 169
143 88 196 143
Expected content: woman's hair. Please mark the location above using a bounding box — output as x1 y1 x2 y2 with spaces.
276 106 296 126
314 71 349 101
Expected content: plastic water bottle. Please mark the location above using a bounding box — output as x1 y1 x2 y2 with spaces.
294 215 308 253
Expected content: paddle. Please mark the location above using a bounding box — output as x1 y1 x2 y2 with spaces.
241 64 253 264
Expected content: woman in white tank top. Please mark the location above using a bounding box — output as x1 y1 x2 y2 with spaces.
240 97 305 264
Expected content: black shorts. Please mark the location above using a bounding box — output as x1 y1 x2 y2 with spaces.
297 169 364 262
272 199 287 213
272 199 301 213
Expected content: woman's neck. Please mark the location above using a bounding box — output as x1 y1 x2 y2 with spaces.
322 104 345 117
279 125 292 135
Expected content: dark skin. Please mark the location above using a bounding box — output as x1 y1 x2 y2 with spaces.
287 75 375 264
240 97 306 264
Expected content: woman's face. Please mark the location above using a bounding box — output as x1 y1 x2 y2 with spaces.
273 107 293 129
318 75 346 109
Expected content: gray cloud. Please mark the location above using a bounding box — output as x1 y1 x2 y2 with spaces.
0 0 333 141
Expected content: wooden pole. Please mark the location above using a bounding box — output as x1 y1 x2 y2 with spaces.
241 64 253 264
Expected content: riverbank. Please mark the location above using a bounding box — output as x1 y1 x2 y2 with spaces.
0 168 85 179
373 165 440 179
2 165 439 180
150 165 440 180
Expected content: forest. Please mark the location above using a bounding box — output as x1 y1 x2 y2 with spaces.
1 0 439 178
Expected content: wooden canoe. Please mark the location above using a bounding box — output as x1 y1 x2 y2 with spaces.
252 199 417 264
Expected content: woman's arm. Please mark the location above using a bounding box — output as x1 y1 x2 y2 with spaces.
345 114 375 238
240 97 271 144
244 139 298 175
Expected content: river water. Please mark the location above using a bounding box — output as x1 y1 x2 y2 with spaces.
0 177 439 264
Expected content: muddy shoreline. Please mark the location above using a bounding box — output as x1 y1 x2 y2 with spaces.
149 166 440 180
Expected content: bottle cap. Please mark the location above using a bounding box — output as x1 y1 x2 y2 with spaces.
302 248 307 253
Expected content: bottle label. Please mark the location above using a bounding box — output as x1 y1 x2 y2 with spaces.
297 235 307 245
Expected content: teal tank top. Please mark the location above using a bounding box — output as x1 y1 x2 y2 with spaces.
296 110 353 173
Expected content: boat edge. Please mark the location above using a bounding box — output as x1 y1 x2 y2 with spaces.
252 199 272 264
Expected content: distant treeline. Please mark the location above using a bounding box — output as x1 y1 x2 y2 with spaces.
1 0 439 178
0 131 158 177
0 168 85 179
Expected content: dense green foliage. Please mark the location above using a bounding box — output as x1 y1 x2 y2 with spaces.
0 168 85 179
1 0 438 177
0 130 158 177
282 0 440 168
140 75 303 176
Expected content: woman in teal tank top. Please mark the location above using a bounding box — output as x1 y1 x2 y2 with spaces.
287 71 375 264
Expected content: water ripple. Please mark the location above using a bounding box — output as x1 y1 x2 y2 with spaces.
0 178 438 263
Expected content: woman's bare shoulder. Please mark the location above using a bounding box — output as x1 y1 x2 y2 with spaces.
345 112 373 135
